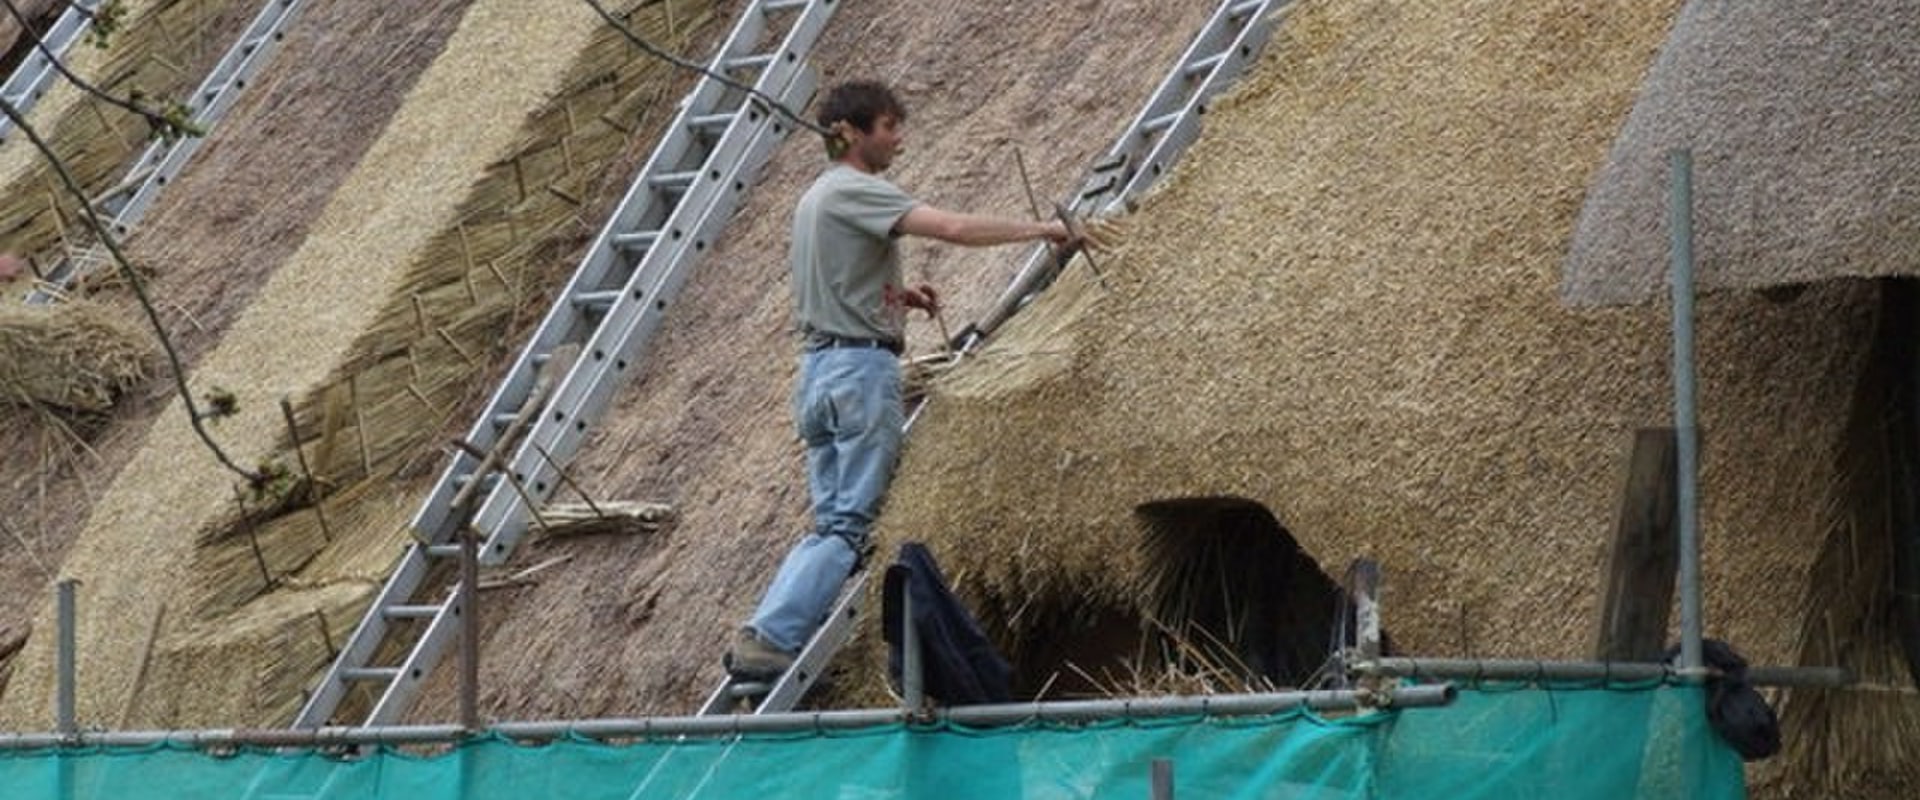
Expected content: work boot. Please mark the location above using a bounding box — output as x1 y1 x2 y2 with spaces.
724 627 794 680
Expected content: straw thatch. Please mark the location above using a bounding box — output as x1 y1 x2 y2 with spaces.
1563 0 1920 306
0 298 150 411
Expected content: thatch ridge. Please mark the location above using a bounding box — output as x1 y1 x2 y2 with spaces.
1563 0 1920 306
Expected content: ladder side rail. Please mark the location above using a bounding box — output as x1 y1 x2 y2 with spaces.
363 578 468 725
291 546 434 727
97 0 313 236
407 0 787 540
0 0 103 143
469 6 832 562
751 568 866 714
1106 0 1281 210
472 73 814 563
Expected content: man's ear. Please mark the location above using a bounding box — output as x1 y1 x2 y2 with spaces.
823 120 852 160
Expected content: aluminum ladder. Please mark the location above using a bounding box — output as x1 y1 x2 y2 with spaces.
966 0 1285 345
292 0 838 729
700 0 1287 717
25 0 311 304
0 0 104 144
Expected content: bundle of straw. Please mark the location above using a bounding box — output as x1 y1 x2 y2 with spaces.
0 297 151 411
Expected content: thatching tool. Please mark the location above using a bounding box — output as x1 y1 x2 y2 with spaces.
1054 202 1109 289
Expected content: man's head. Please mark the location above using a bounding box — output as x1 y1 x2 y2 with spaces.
818 81 907 173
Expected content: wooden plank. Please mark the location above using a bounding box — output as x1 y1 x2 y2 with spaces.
1594 427 1680 662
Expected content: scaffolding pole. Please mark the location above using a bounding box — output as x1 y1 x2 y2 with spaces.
0 685 1456 750
1668 148 1705 677
1357 656 1850 688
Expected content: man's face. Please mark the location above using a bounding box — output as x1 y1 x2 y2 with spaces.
851 113 904 173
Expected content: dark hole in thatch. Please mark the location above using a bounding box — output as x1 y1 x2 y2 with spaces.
1135 496 1348 689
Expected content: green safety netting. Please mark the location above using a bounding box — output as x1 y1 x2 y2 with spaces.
0 685 1742 799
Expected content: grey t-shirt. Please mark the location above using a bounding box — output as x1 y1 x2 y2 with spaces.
790 164 919 342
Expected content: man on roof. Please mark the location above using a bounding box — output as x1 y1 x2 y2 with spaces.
726 80 1077 679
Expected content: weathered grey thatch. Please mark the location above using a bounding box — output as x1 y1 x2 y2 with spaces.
1563 0 1920 306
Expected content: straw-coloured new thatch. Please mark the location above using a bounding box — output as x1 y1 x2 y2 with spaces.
1563 0 1920 306
0 298 150 411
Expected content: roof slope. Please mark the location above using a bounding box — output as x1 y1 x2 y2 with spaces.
885 0 1869 697
1563 0 1920 305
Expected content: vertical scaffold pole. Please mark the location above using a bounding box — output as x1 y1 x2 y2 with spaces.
55 579 76 735
1667 148 1703 676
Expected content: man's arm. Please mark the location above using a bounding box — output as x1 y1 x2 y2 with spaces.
896 206 1070 247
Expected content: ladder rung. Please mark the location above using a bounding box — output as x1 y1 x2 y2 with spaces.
612 230 661 252
1140 111 1180 135
342 667 401 682
761 0 807 11
383 604 441 620
1184 51 1228 78
1228 0 1264 19
728 680 771 698
689 112 736 132
425 544 466 558
1079 175 1119 202
572 289 620 310
650 171 697 192
451 471 499 491
723 52 776 72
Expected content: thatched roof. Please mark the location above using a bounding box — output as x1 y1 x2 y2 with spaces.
879 3 1908 793
406 0 1232 725
1563 0 1920 306
0 0 612 729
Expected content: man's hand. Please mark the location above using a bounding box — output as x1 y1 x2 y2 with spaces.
899 283 941 316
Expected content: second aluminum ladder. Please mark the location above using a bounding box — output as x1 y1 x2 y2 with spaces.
293 0 840 729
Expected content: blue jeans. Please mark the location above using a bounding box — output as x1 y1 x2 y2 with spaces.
748 346 903 652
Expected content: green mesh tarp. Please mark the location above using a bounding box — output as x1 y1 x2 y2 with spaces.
0 686 1743 798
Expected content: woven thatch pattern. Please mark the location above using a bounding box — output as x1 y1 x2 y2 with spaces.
880 0 1874 712
1563 0 1920 306
0 0 258 259
143 2 721 726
